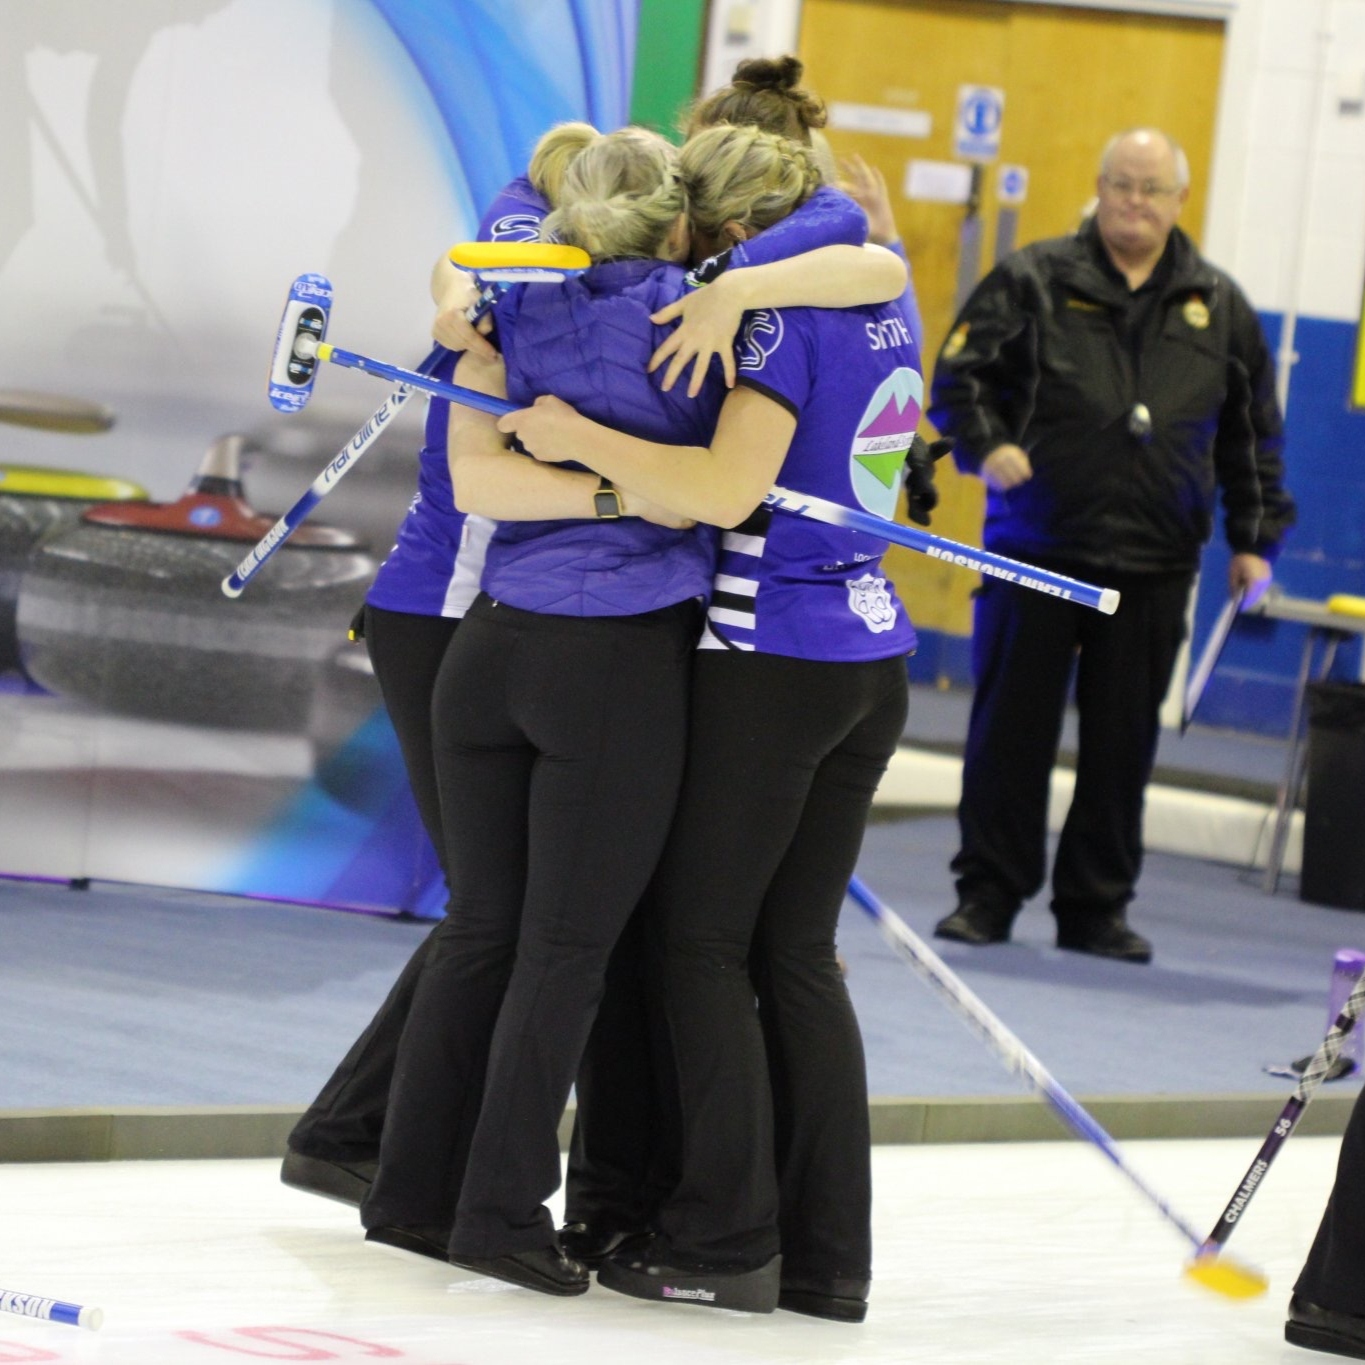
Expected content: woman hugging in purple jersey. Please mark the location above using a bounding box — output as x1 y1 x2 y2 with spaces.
501 120 922 1322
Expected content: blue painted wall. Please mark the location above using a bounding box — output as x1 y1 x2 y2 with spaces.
1194 313 1365 736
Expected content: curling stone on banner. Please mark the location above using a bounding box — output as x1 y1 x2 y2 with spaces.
243 418 423 558
15 435 380 734
0 465 147 679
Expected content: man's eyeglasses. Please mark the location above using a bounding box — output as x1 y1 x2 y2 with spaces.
1101 175 1182 200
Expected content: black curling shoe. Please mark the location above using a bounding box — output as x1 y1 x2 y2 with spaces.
280 1150 376 1208
597 1233 780 1313
558 1222 637 1268
448 1245 590 1297
778 1275 870 1323
1286 1295 1365 1359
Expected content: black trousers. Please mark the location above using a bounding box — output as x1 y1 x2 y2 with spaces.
1296 1085 1365 1313
362 595 696 1256
652 650 908 1277
289 606 663 1215
952 568 1192 922
287 605 455 1161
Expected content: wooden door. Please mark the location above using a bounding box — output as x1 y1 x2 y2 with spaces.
799 0 1225 641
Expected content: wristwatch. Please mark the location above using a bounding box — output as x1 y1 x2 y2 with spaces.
593 476 623 520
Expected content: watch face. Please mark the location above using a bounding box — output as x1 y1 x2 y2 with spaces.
594 487 622 518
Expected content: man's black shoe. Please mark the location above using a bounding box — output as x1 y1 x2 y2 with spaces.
597 1233 780 1313
934 901 1016 946
280 1150 376 1208
448 1245 590 1296
364 1223 450 1263
778 1274 869 1322
1055 916 1152 964
1286 1295 1365 1359
559 1222 636 1268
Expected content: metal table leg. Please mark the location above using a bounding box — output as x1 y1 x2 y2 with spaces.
1265 629 1342 893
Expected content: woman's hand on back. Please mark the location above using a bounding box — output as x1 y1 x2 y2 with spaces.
649 274 746 396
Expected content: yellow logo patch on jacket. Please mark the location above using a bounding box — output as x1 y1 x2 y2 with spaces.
1184 296 1210 329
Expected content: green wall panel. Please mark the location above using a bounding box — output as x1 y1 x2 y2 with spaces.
629 0 709 140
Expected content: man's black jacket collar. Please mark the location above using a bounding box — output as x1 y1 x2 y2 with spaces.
1057 216 1218 307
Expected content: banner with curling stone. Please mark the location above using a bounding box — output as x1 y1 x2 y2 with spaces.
0 0 636 914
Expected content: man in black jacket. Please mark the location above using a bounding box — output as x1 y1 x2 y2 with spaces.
927 128 1294 964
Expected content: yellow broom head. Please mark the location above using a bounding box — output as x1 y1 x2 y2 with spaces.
1183 1248 1269 1300
447 241 591 275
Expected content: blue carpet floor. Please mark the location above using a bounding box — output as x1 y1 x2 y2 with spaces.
2 811 1360 1110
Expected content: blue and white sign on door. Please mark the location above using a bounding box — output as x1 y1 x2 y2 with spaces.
954 85 1005 162
998 164 1029 205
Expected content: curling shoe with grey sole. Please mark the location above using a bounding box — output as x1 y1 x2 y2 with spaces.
597 1234 780 1313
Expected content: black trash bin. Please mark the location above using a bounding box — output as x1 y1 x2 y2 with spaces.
1301 681 1365 910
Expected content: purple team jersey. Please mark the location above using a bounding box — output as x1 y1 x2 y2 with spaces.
364 348 493 616
364 178 548 618
703 302 922 662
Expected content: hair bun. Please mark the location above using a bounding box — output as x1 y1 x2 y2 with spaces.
684 53 825 143
732 55 803 93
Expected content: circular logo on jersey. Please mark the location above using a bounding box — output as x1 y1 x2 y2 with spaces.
942 322 970 360
737 310 784 372
850 366 924 518
1183 297 1210 330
